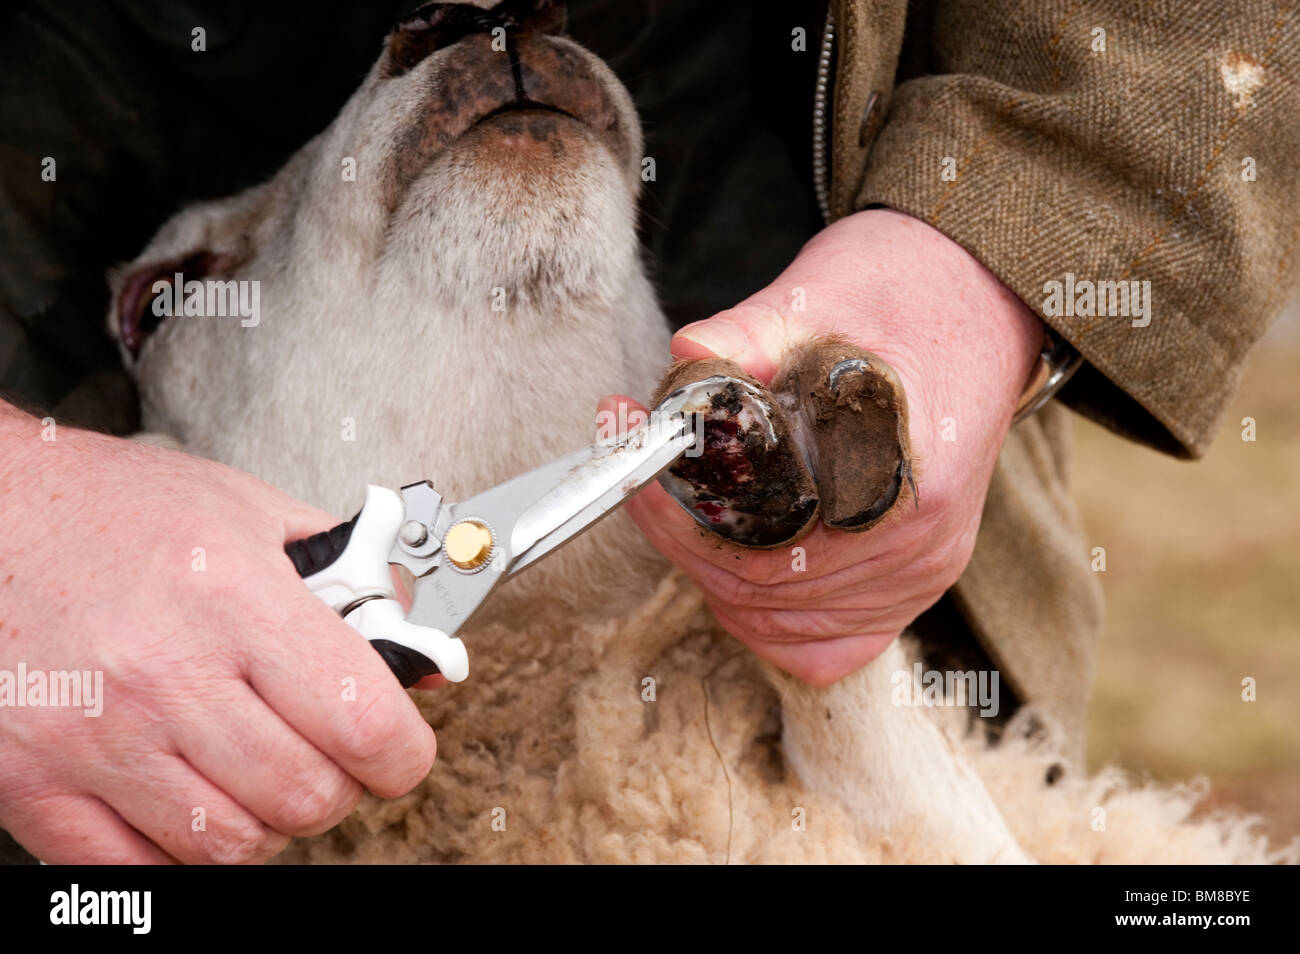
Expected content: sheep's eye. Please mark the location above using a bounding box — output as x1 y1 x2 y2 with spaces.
117 251 219 359
137 278 174 340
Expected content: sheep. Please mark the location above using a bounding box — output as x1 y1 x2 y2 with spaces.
109 9 1293 865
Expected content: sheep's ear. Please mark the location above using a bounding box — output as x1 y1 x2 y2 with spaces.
110 250 237 361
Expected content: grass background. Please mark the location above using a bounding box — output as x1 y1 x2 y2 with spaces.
1077 300 1300 844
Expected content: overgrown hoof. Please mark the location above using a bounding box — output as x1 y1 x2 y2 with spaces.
651 338 916 549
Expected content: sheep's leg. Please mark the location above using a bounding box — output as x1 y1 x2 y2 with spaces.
768 640 1033 864
653 344 1030 862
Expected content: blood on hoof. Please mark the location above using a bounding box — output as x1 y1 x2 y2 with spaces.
651 338 916 548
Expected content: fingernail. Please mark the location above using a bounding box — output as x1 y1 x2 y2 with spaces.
672 320 750 360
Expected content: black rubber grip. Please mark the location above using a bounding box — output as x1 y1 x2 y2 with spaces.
371 639 441 688
285 513 360 578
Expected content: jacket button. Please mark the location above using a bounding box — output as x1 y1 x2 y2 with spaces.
858 90 882 149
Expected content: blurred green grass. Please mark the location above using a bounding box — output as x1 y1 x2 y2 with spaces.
1077 309 1300 842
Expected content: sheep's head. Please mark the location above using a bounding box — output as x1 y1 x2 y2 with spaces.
104 0 667 540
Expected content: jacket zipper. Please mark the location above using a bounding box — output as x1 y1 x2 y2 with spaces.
812 7 836 225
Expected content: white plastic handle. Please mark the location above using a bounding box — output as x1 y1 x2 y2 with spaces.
300 485 469 683
343 598 469 683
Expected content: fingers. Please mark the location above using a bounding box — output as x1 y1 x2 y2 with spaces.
198 456 341 544
710 602 897 686
609 312 921 687
385 567 447 689
2 792 176 864
170 681 363 837
412 674 449 690
275 496 350 545
597 392 648 420
252 473 439 795
97 753 290 864
671 303 802 384
240 586 436 799
712 601 916 643
624 480 908 593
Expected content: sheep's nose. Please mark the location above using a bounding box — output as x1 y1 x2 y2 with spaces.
389 0 566 75
398 0 565 42
494 0 566 34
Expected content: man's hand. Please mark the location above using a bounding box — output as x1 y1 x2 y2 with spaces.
0 408 436 863
615 209 1043 685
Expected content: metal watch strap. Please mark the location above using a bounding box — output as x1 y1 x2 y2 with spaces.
1012 325 1083 425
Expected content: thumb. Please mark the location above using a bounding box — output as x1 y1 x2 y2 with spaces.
670 304 807 385
595 393 651 439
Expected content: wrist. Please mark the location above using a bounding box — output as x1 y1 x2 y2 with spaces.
0 398 28 432
1013 325 1082 424
0 400 41 481
0 401 116 498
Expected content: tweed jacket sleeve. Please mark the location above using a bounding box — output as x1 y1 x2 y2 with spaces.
853 0 1300 458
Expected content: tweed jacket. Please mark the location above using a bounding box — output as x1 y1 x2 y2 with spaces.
824 0 1300 747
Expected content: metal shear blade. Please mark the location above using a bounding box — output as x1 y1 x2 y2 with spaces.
405 414 695 636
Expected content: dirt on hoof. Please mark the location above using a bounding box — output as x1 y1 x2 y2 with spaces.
652 359 820 548
771 336 915 532
650 338 915 548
